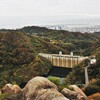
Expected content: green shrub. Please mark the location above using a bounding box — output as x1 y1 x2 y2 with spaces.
48 76 70 91
48 76 60 86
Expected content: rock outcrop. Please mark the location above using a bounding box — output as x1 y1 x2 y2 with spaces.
2 84 21 94
22 76 68 100
69 85 87 100
2 84 13 93
61 88 78 99
0 76 87 100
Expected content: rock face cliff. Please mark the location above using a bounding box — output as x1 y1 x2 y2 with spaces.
0 76 87 100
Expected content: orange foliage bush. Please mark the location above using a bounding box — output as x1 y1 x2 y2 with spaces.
88 92 100 100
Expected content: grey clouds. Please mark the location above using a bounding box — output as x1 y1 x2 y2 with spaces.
0 0 100 28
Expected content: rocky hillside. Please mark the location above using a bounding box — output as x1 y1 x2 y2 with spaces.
0 31 67 88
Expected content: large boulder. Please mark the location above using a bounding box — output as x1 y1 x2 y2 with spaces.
1 84 22 100
2 84 14 93
61 88 78 99
69 85 87 100
12 85 22 94
22 76 69 100
0 77 87 100
2 84 21 94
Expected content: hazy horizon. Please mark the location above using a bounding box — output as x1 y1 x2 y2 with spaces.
0 0 100 29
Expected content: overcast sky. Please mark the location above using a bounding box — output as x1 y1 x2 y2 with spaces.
0 0 100 28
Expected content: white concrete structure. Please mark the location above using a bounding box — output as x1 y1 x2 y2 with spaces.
39 53 88 68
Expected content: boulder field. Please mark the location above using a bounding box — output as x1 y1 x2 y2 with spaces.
0 76 87 100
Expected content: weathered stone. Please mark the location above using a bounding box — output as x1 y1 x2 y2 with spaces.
0 90 2 95
35 89 69 100
0 77 87 100
2 84 21 94
69 85 87 100
61 88 78 99
22 76 68 100
2 84 13 93
12 85 21 94
5 93 22 100
52 97 69 100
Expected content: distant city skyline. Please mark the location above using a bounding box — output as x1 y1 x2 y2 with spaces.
0 0 100 29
